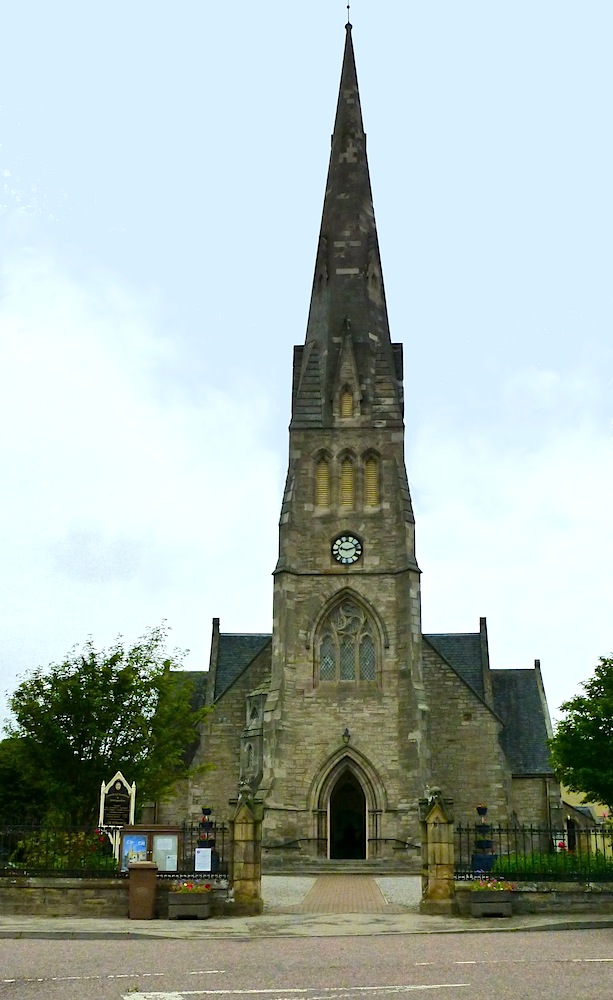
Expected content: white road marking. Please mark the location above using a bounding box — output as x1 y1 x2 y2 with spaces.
0 969 221 985
123 988 470 1000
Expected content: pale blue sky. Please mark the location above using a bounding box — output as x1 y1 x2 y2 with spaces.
1 1 612 728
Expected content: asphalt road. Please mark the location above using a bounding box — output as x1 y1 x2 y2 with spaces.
1 930 612 1000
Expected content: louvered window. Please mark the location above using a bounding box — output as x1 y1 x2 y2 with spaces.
364 457 379 506
340 459 354 507
340 388 353 418
315 458 330 506
317 600 378 683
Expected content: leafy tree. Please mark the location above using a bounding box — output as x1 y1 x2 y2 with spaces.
5 625 208 825
549 656 613 810
0 736 50 822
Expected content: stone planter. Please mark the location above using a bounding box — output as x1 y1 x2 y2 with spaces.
168 892 212 920
470 890 513 917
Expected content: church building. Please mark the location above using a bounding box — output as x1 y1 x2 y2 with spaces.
159 23 561 863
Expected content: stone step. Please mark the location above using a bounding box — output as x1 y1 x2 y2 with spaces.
263 856 422 876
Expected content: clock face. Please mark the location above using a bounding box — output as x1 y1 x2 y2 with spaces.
332 534 362 565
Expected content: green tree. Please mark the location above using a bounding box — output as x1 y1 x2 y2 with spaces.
5 625 208 825
0 736 50 822
549 656 613 810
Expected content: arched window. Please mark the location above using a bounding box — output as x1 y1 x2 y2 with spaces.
340 458 354 507
315 457 330 506
317 599 378 683
364 456 379 506
340 388 353 418
246 744 254 771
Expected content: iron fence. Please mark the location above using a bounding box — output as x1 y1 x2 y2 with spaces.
0 819 229 879
0 823 120 877
176 819 229 878
455 822 613 881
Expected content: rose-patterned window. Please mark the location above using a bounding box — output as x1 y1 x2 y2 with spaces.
317 600 378 683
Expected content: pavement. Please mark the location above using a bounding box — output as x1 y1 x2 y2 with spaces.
1 875 612 940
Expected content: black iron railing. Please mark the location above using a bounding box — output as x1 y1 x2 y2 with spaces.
455 822 613 881
0 819 229 879
0 823 119 877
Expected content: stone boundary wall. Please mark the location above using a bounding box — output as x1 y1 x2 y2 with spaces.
455 882 613 915
0 877 231 918
0 877 128 917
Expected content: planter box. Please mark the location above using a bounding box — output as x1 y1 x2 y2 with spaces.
470 890 513 917
168 892 211 920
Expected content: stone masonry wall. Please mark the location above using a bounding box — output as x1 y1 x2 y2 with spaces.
0 877 128 917
511 775 549 826
177 646 272 827
422 643 511 825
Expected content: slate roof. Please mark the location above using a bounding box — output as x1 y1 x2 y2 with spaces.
214 633 271 701
425 632 484 699
425 632 554 776
491 669 554 775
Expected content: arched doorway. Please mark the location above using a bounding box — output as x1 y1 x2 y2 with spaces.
329 770 366 859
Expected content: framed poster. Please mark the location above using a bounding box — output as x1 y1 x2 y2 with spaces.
195 847 213 872
152 833 179 872
120 833 148 871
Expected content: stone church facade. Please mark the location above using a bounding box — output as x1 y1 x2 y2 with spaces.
158 24 561 861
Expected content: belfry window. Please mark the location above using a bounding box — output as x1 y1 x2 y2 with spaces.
364 456 379 506
317 600 378 683
315 458 331 506
340 459 354 507
340 388 353 418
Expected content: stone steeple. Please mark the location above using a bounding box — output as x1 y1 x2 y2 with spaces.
291 22 403 430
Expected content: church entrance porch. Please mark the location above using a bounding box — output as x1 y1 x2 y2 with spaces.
330 771 366 860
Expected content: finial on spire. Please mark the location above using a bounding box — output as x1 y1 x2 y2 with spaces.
346 3 351 28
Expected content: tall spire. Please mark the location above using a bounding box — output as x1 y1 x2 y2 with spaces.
292 24 403 429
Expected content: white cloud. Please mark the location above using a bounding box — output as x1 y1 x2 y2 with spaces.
414 375 613 719
0 236 280 725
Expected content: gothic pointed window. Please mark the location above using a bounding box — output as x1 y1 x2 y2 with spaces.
340 458 354 507
340 388 353 418
364 456 380 506
317 599 378 683
315 457 331 507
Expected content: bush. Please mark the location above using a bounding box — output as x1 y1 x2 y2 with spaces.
492 849 613 879
8 828 117 872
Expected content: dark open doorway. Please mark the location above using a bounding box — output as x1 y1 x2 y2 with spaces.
329 770 366 859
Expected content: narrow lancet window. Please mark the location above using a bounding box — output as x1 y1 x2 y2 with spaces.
364 456 379 506
315 458 331 506
359 634 376 680
320 634 336 680
340 459 354 507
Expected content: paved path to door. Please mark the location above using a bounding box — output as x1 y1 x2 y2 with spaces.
263 875 422 914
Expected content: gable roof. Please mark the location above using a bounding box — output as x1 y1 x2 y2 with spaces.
491 669 554 775
424 631 554 777
425 632 484 699
214 633 271 700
